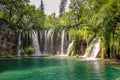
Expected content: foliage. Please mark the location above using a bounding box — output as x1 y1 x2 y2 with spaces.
69 29 80 40
39 0 44 12
60 11 77 28
44 13 59 29
59 0 67 18
21 46 35 55
0 0 45 29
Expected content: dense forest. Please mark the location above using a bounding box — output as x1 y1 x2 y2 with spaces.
0 0 120 60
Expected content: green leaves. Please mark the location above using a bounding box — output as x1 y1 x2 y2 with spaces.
60 11 77 27
44 13 59 29
0 0 45 29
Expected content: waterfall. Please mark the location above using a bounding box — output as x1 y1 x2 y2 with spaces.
61 30 65 55
47 29 52 54
44 29 53 55
50 30 54 54
17 29 72 56
82 38 96 57
83 38 100 59
47 29 53 55
67 41 74 56
39 31 43 53
90 38 100 59
17 30 22 57
44 30 47 55
31 31 41 56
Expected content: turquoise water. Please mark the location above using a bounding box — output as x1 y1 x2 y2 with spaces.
0 57 120 80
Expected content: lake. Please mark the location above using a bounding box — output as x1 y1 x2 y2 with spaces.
0 57 120 80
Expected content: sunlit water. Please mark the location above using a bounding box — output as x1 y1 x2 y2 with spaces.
0 57 120 80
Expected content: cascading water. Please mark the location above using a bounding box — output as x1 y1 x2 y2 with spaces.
17 29 101 58
17 30 22 57
17 29 72 56
82 38 96 57
39 31 43 52
82 38 101 60
66 41 74 56
31 31 41 56
46 30 51 53
50 30 54 54
90 38 100 59
44 30 47 55
61 30 65 55
44 29 53 55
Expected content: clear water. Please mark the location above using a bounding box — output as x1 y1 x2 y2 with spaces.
0 57 120 80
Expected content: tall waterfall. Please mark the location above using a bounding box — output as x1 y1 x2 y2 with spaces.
50 30 54 54
17 29 72 56
39 31 44 53
31 31 41 56
44 30 47 55
17 29 101 57
83 38 100 59
17 30 22 57
61 30 65 55
44 29 53 55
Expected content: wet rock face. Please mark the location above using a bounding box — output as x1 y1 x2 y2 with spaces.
0 19 17 56
0 29 17 56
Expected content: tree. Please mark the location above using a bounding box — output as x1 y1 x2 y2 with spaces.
60 11 77 28
39 0 44 12
0 0 30 29
59 0 67 18
45 13 59 28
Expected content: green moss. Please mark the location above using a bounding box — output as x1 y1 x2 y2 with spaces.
21 46 35 55
75 54 80 58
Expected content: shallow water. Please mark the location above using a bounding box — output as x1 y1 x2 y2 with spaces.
0 57 120 80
